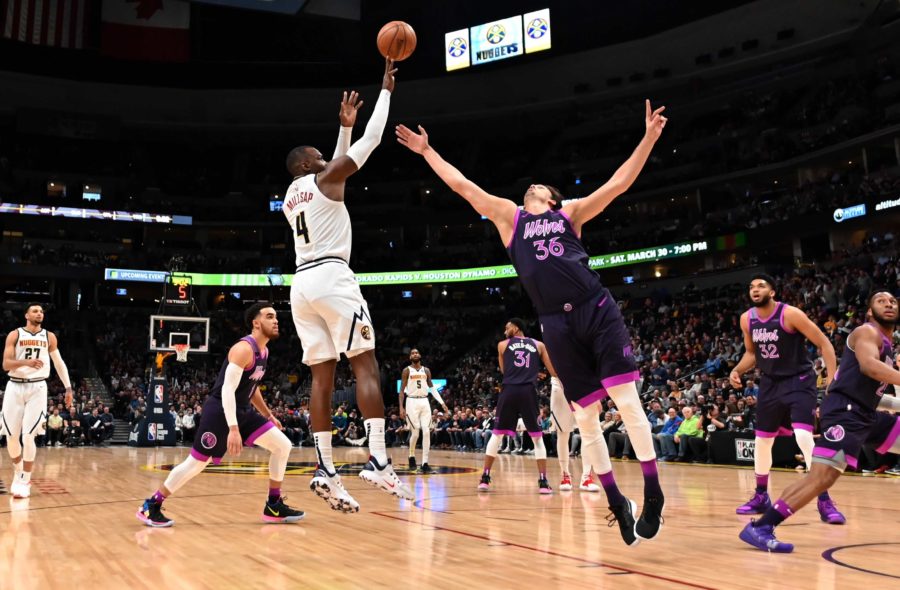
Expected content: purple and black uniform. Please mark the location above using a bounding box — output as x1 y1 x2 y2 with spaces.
813 324 900 470
506 209 636 407
494 336 542 437
748 302 817 438
192 336 275 463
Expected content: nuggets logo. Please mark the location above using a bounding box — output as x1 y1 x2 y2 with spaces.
527 18 548 39
486 24 506 44
448 37 467 57
154 384 164 403
824 425 845 442
201 432 217 449
360 325 372 340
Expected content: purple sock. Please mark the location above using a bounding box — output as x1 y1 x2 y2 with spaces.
598 471 626 506
818 491 831 502
755 473 769 493
268 487 281 503
640 460 663 498
151 490 166 505
756 499 794 528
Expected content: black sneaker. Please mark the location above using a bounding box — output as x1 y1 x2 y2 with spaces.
477 473 491 491
136 499 174 527
408 456 417 471
606 498 640 546
263 496 305 524
418 462 433 474
635 495 665 541
538 478 552 494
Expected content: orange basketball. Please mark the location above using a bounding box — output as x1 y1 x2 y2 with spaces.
377 21 416 61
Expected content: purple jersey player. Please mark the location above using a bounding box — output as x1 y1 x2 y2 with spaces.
478 319 557 494
136 303 304 527
740 291 900 553
397 100 668 547
729 273 844 524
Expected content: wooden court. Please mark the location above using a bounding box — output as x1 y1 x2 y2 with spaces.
1 446 898 590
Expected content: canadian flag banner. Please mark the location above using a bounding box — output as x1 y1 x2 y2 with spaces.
1 0 94 49
101 0 189 62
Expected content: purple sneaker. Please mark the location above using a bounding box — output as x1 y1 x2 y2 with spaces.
817 498 846 524
735 492 771 515
739 521 794 553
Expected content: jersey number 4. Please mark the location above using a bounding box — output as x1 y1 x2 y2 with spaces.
295 212 312 244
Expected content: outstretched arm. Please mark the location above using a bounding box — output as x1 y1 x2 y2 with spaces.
562 100 667 232
396 124 517 243
332 91 364 160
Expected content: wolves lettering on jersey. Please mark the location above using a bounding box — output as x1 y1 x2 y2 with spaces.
10 328 51 380
748 303 812 378
209 336 268 407
283 174 352 268
406 366 429 396
502 337 541 386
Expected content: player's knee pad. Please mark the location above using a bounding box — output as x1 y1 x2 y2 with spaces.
606 383 656 461
532 436 547 460
754 436 775 473
21 433 37 461
793 428 815 467
485 433 503 457
164 455 210 495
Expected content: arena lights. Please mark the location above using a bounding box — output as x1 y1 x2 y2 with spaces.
0 203 192 225
105 238 713 287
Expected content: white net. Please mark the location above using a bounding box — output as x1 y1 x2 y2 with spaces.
174 344 189 363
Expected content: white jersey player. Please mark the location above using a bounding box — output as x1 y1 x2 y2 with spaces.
283 58 413 512
2 303 73 498
550 377 600 492
399 349 449 474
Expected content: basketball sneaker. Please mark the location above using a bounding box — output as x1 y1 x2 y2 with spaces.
816 498 846 525
580 474 600 492
408 456 417 471
359 456 415 500
262 496 305 524
606 498 640 546
310 468 360 513
418 462 433 474
735 491 771 514
135 499 174 527
9 481 31 499
634 495 665 541
739 521 794 553
538 477 552 494
559 473 573 491
478 473 491 491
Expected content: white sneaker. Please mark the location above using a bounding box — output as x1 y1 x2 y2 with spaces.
580 475 601 493
309 468 359 513
10 481 31 499
559 473 574 491
359 457 415 501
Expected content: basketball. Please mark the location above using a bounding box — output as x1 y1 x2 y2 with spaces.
377 21 416 61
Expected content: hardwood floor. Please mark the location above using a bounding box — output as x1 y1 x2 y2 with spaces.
1 446 898 589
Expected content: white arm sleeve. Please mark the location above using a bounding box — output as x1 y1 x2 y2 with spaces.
222 362 244 427
332 126 353 160
429 387 446 407
345 89 391 169
49 349 71 389
877 395 900 413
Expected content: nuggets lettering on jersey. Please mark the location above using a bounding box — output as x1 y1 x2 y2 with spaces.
10 328 50 380
283 175 353 267
406 366 429 397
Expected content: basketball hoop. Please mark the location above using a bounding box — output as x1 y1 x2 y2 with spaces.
173 344 189 363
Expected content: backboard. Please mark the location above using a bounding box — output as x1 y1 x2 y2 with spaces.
149 315 210 353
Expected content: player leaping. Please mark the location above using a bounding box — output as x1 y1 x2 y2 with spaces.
283 58 413 512
400 348 449 474
397 100 668 546
2 303 73 499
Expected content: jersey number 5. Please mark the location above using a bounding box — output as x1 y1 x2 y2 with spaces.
295 212 311 245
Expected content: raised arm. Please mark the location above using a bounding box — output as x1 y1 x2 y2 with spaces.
562 100 667 232
785 306 837 387
332 91 363 160
729 312 757 388
318 58 397 194
855 326 900 386
396 124 518 244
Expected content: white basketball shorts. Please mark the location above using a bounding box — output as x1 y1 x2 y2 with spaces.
405 397 432 431
0 380 48 437
290 261 376 365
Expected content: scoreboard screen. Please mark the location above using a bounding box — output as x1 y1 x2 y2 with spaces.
165 279 192 306
445 8 551 72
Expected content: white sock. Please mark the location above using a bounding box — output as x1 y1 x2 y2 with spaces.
794 428 815 470
313 431 336 475
364 418 388 465
557 432 570 474
20 470 32 484
754 436 774 476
